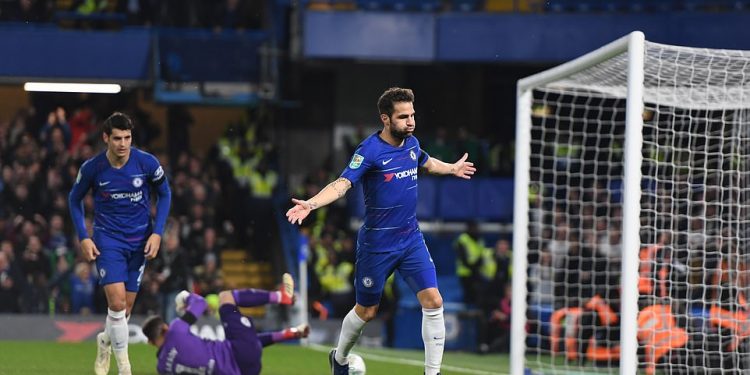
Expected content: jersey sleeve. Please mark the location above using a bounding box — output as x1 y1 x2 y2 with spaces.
340 145 373 185
143 152 171 236
68 160 94 241
418 148 430 167
144 153 167 186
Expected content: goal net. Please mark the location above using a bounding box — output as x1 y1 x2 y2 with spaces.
512 32 750 375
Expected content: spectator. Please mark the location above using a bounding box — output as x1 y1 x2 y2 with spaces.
4 0 49 23
491 239 512 294
483 283 511 353
133 277 163 316
211 0 259 33
0 251 23 312
48 252 72 314
423 127 455 162
454 221 492 305
316 248 354 319
247 156 278 260
194 252 224 295
151 231 191 322
528 250 555 307
39 107 71 151
70 262 96 314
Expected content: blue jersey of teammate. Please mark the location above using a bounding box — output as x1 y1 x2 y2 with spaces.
69 147 169 244
69 147 170 291
341 131 430 253
157 298 243 375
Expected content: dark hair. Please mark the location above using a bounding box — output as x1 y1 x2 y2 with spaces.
102 112 134 135
377 87 414 117
141 315 165 343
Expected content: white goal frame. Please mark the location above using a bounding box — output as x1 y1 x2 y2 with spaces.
511 31 646 375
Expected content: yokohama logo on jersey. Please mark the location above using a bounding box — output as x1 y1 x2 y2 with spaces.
104 190 143 202
384 167 418 182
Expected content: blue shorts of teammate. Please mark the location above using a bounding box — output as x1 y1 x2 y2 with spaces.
220 304 262 375
93 231 147 292
355 235 438 307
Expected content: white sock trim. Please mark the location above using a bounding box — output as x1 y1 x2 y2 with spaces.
108 308 126 320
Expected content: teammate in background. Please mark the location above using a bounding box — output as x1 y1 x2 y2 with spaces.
68 112 172 375
141 273 309 375
286 87 476 375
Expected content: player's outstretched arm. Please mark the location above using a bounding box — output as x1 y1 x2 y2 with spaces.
286 177 352 225
423 152 476 179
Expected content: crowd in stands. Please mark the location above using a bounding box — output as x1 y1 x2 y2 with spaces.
523 161 750 370
0 98 282 323
0 0 267 30
6 0 733 28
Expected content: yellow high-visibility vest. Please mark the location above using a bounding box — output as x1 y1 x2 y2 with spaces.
455 233 484 278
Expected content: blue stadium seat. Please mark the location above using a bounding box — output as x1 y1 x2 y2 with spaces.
685 0 748 10
437 275 464 303
357 0 442 11
438 179 476 220
452 0 482 11
424 233 457 275
419 0 444 11
356 0 387 10
417 177 438 219
609 179 623 204
545 0 578 12
476 178 513 221
394 273 464 307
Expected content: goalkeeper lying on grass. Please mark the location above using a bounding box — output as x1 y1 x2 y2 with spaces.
142 273 309 375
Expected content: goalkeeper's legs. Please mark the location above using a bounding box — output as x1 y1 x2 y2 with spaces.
258 323 311 347
226 273 295 307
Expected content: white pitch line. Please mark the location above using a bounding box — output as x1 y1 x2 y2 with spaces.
307 344 507 375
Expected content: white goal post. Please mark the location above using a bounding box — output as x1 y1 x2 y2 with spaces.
513 31 750 375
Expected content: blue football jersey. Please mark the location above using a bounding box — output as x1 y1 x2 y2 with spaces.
341 132 430 253
69 147 166 245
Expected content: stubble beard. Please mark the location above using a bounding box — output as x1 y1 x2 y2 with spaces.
389 127 412 140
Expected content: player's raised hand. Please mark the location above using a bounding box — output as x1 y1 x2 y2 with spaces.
452 153 477 179
144 233 162 260
286 198 313 225
80 238 100 261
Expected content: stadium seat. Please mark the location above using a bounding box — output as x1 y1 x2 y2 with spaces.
452 0 482 11
437 275 464 303
418 0 444 11
438 179 476 220
476 178 513 221
608 179 623 203
423 233 457 275
416 177 438 219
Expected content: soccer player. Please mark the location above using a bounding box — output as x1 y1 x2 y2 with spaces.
141 273 309 375
68 112 172 375
286 87 476 375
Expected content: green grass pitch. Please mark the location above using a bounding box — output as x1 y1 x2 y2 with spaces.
0 341 509 374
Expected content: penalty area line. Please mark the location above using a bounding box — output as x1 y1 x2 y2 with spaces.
307 344 506 375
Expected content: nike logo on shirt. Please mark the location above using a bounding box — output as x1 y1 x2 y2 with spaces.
99 181 111 186
382 158 393 165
